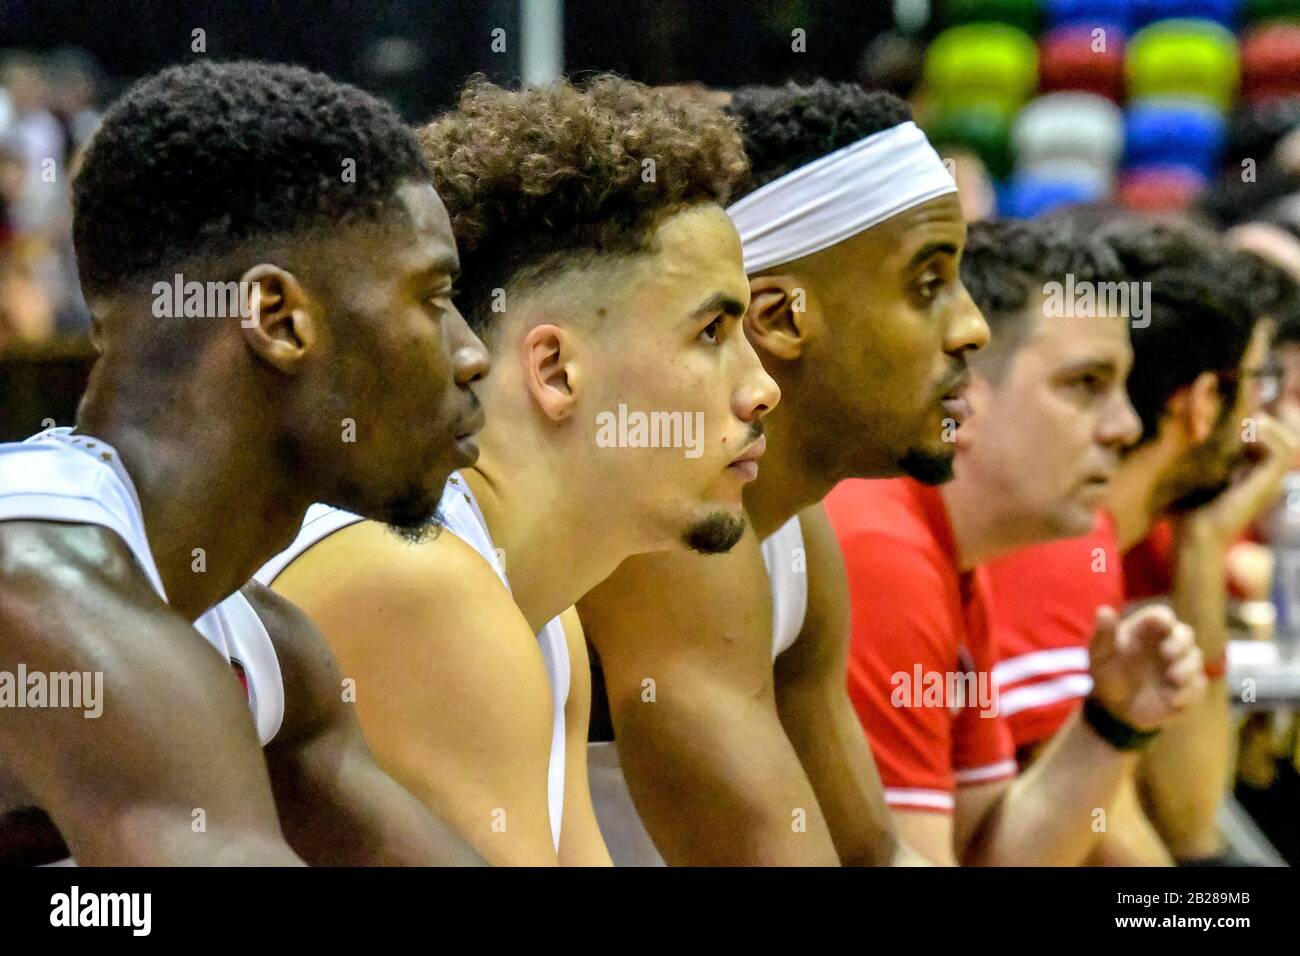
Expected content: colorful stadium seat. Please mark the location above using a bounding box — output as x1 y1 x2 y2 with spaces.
1044 0 1134 32
1015 92 1125 170
1243 0 1300 25
1016 156 1115 192
1117 165 1210 210
942 0 1042 33
1127 19 1242 109
1241 24 1300 101
928 105 1018 178
1132 0 1240 30
924 23 1040 114
1000 173 1104 217
1124 99 1228 177
1040 24 1127 100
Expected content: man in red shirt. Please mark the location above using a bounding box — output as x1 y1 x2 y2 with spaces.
827 218 1207 865
985 223 1299 864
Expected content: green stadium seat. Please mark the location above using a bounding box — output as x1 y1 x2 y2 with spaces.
925 23 1040 114
1127 18 1242 110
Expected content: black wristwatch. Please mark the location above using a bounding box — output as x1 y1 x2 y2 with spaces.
1082 695 1161 752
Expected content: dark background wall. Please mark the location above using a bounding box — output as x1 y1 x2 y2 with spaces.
0 0 892 120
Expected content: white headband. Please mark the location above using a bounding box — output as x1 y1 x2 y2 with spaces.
727 121 957 274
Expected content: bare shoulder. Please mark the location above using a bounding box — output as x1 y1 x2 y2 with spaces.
0 519 155 615
268 518 550 721
0 519 230 680
274 518 509 609
579 520 774 688
271 518 531 653
0 521 283 862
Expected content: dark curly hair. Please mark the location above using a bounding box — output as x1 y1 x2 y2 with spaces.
1229 247 1299 328
1097 219 1256 443
725 80 912 197
959 218 1123 380
73 60 430 300
419 75 748 333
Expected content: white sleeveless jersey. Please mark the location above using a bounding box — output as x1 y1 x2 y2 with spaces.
592 517 808 865
255 471 570 852
0 428 284 745
760 514 808 660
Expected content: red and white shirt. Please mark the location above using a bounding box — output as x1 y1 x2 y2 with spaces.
985 511 1121 753
825 477 1017 814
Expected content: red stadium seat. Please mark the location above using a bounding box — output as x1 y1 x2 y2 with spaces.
1040 25 1126 101
1117 164 1209 210
1241 24 1300 102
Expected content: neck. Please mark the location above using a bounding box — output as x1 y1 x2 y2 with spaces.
941 472 1046 571
462 431 647 632
1106 438 1176 551
744 392 835 540
76 366 314 622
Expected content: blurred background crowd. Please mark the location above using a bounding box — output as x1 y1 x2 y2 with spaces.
6 0 1300 354
3 0 1300 862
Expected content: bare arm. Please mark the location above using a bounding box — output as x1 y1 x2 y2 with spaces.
270 520 559 866
1138 414 1296 858
951 607 1203 866
1087 774 1174 866
1137 522 1233 860
890 714 1139 867
1014 739 1172 866
773 505 909 866
0 521 301 866
248 582 483 866
579 531 840 866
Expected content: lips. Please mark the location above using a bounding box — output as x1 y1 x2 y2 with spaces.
727 432 766 482
940 397 971 424
450 401 486 465
453 401 486 442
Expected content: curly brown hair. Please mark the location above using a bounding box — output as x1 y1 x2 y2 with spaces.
418 75 749 333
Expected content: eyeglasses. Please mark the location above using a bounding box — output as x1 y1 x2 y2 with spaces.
1220 363 1284 406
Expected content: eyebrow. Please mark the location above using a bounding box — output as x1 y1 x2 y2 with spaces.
904 241 959 272
690 292 747 320
1056 357 1120 378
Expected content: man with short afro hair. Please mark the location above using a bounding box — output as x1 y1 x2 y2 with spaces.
0 60 488 865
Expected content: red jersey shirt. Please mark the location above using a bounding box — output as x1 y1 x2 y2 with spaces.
985 511 1122 753
825 477 1017 814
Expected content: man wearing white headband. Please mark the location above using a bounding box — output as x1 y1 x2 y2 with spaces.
581 82 987 865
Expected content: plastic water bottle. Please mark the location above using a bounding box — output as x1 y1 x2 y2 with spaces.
1269 472 1300 659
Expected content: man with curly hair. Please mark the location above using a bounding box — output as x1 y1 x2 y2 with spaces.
578 80 986 866
579 81 1203 867
257 75 778 865
0 61 488 865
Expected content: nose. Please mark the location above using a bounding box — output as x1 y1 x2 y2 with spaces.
944 281 990 357
1100 388 1143 449
447 304 490 387
732 337 781 424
